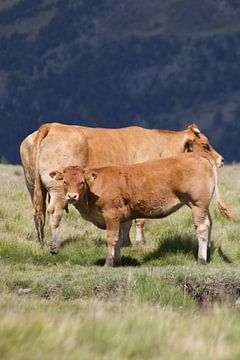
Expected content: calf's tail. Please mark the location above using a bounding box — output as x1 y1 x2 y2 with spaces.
212 163 239 221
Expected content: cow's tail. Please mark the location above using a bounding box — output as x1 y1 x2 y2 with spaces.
33 123 50 245
212 162 239 221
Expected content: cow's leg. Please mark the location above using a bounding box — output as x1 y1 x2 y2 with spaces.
121 219 145 247
206 211 212 262
191 207 211 265
121 220 132 247
135 219 145 245
33 186 47 246
105 218 121 267
47 194 65 255
116 223 127 263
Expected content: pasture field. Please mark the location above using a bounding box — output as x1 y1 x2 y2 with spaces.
0 163 240 359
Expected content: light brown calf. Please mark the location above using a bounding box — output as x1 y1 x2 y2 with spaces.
20 122 224 254
50 152 235 266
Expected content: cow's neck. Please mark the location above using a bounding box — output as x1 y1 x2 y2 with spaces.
154 130 187 157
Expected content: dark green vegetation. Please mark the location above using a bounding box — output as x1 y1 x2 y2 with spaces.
1 164 240 358
1 0 240 163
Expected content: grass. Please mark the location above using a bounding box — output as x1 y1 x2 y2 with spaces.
1 163 240 359
1 298 240 360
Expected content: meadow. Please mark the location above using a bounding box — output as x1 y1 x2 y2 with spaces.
0 163 240 359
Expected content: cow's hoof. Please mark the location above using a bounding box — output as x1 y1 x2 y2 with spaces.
104 257 115 267
136 241 144 247
198 258 207 265
115 258 122 267
122 240 132 247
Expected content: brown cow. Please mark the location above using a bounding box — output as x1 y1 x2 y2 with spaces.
20 122 224 254
50 151 235 266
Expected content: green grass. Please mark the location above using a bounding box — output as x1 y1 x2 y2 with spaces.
1 298 240 360
1 163 240 359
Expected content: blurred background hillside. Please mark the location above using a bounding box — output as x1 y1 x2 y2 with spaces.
1 0 240 163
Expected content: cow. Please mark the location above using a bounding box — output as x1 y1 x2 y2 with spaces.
20 122 224 254
51 151 236 266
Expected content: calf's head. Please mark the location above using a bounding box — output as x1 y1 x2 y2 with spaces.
49 166 97 204
185 124 224 167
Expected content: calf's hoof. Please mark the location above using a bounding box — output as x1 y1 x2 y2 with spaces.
198 258 207 265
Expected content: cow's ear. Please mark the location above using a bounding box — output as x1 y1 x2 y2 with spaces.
187 123 201 135
84 172 97 183
184 140 193 152
49 170 63 180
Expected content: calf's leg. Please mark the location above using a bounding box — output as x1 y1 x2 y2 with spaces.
105 218 121 267
191 207 212 264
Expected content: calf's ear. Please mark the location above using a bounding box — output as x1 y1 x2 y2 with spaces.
49 170 63 180
84 172 97 183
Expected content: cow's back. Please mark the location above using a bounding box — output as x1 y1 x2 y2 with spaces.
20 122 186 193
79 126 176 166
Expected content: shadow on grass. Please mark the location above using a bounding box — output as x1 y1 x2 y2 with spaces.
95 256 140 267
58 233 222 267
60 236 81 248
217 246 232 263
143 234 199 264
61 236 106 249
92 237 107 247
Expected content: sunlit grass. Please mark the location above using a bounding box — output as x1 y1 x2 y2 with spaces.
0 295 240 360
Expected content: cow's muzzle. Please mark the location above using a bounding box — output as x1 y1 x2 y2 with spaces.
217 156 224 168
66 193 79 203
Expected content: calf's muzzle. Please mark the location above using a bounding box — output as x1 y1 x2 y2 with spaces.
66 192 79 203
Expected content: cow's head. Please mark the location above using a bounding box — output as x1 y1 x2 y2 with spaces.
184 124 224 167
49 166 97 204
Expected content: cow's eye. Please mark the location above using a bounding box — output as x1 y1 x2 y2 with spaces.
80 180 84 185
202 143 210 150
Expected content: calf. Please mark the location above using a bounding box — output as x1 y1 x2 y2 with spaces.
50 152 235 266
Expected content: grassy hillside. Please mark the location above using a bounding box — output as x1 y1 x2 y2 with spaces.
1 164 240 358
1 0 240 163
